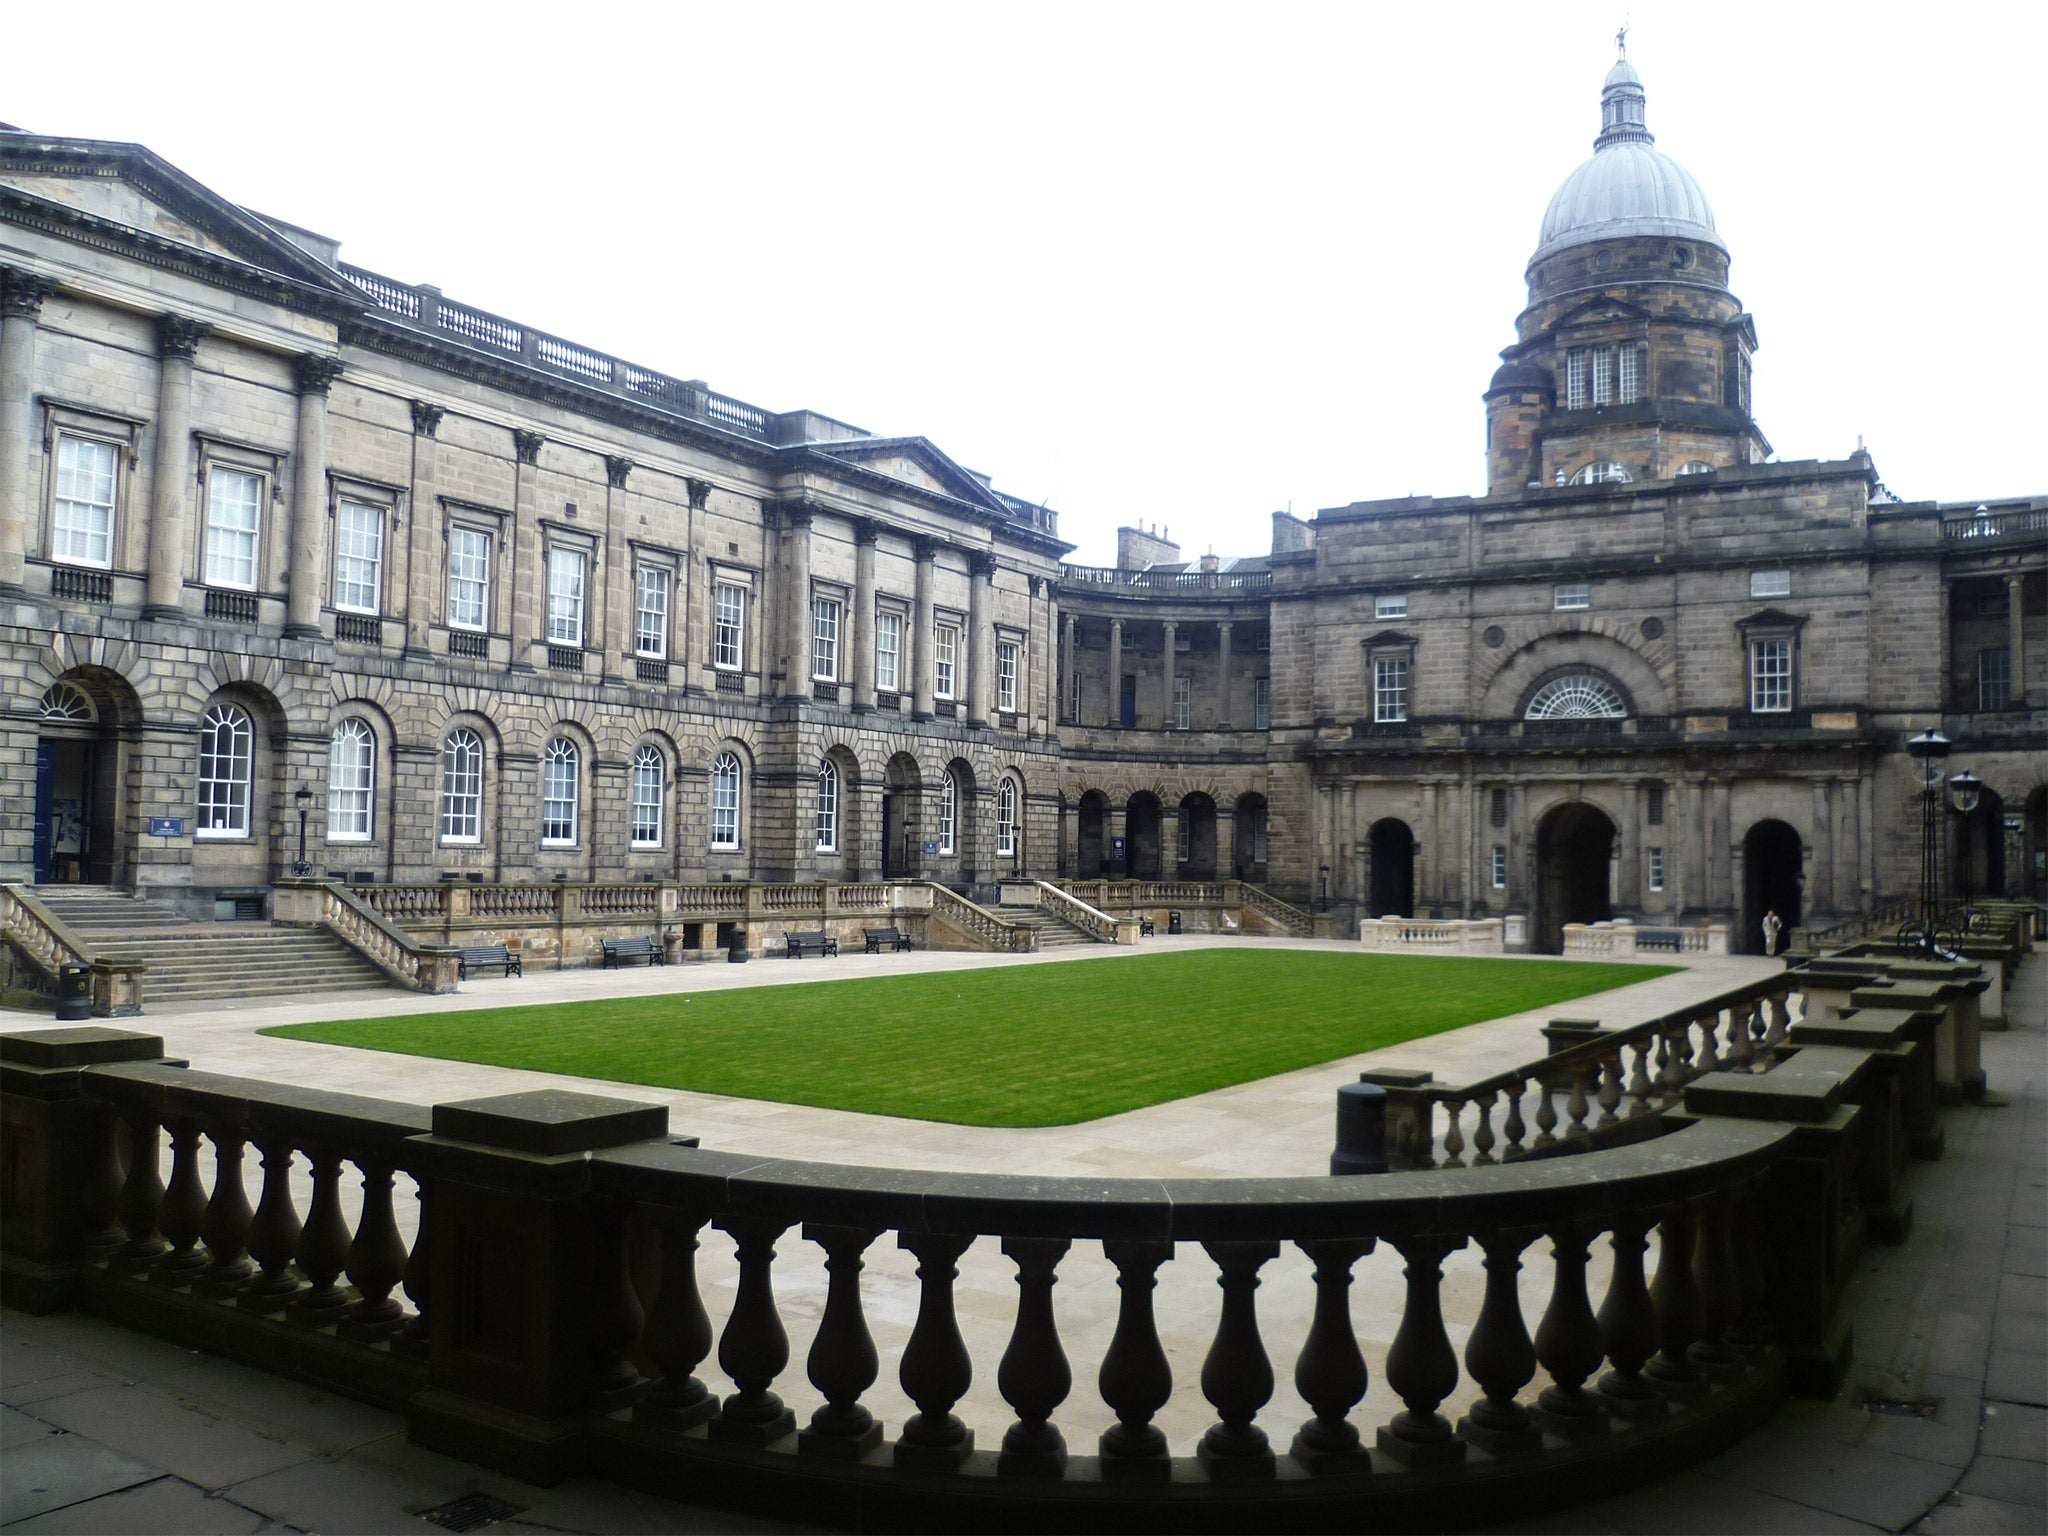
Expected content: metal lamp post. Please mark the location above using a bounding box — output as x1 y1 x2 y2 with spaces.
1948 769 1983 929
1318 863 1330 912
1901 730 1955 955
291 785 314 876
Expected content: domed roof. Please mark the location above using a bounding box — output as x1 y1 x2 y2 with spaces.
1488 357 1551 393
1533 52 1725 264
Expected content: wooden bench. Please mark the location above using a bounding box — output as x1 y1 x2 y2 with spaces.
786 931 839 959
601 936 664 969
457 944 521 980
863 926 913 953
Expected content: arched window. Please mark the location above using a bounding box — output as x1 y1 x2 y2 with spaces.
1569 461 1631 485
38 682 96 722
328 719 375 841
631 746 664 848
1525 675 1627 719
196 703 252 837
939 770 959 854
711 752 741 849
1675 460 1715 476
996 777 1018 857
541 738 579 846
441 730 484 844
815 758 839 852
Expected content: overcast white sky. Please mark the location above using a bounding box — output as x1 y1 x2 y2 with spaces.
11 2 2042 564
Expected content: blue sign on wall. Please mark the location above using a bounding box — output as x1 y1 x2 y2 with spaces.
1111 836 1127 859
148 817 187 837
922 840 940 855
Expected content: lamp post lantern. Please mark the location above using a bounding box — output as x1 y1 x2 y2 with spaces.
291 785 314 877
1947 769 1983 925
1901 730 1958 955
1318 863 1330 912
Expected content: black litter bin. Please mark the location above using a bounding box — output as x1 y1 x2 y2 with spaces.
1168 909 1183 935
56 962 92 1021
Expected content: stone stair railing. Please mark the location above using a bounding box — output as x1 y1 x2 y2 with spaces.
922 882 1035 952
272 880 460 994
1006 880 1122 943
0 883 145 1016
1232 879 1318 937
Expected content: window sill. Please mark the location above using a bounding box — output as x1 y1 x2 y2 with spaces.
440 839 481 847
194 830 250 841
630 841 663 851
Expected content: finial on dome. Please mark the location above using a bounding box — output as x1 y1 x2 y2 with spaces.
1596 36 1652 149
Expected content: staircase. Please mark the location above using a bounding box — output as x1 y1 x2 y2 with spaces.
999 904 1107 950
31 887 395 1009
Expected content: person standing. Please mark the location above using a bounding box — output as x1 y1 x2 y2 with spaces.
1761 909 1783 957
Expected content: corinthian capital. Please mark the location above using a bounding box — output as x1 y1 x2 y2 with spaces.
155 313 211 359
2 270 59 320
293 353 345 397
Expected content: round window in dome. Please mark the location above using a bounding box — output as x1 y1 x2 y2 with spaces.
1672 245 1693 268
1525 675 1627 720
1570 461 1632 486
1594 249 1613 271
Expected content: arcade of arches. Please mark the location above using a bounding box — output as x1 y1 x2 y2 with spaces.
1066 791 1262 883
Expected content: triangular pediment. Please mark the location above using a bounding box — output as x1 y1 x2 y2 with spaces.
0 136 351 292
1554 295 1653 330
812 436 1006 512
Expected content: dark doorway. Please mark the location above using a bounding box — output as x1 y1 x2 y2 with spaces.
1742 819 1803 954
1178 794 1218 880
2026 788 2047 900
882 753 921 879
1367 818 1415 917
1119 675 1137 729
1955 788 2006 900
1232 794 1269 882
1078 791 1109 877
1535 802 1616 952
1127 794 1162 881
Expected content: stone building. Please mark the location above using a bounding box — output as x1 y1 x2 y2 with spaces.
2 51 2042 956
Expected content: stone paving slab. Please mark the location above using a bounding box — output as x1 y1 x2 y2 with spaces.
0 1433 161 1525
2 1475 275 1534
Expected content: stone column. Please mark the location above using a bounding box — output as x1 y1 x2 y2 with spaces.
1216 804 1236 883
851 521 877 711
2008 574 2028 706
1618 779 1641 910
1710 778 1734 912
286 354 344 637
1858 774 1876 905
1470 782 1488 915
1107 801 1127 877
1509 782 1528 908
404 402 443 653
1107 618 1123 726
1341 782 1359 906
0 271 57 594
682 477 710 692
1425 780 1444 909
1161 803 1180 877
510 430 544 669
1216 621 1234 728
967 552 994 726
601 456 633 677
1833 777 1858 915
1161 620 1178 730
1682 776 1708 912
911 538 936 719
1062 612 1078 723
1810 779 1834 916
143 314 209 617
778 501 813 698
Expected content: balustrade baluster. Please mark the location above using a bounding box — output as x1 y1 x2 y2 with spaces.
1197 1239 1280 1473
637 1211 717 1430
1761 992 1792 1052
1594 1222 1665 1420
1290 1237 1374 1472
799 1224 884 1457
1471 1092 1498 1166
195 1122 254 1296
1626 1041 1658 1114
1694 1011 1722 1074
1726 1175 1776 1351
997 1236 1073 1475
1564 1063 1595 1139
152 1117 210 1285
587 1196 646 1401
1500 1080 1528 1158
82 1101 127 1260
1097 1239 1174 1475
1655 1030 1682 1097
1686 1193 1742 1376
112 1112 167 1273
1532 1226 1609 1439
239 1137 302 1310
896 1231 976 1467
1532 1076 1559 1149
340 1159 410 1340
396 1176 431 1358
1725 1002 1756 1073
710 1217 797 1444
1596 1054 1624 1126
288 1150 356 1325
1644 1208 1705 1398
1458 1230 1542 1454
1441 1101 1467 1167
1376 1236 1467 1467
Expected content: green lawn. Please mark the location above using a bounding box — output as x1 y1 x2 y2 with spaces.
260 950 1676 1128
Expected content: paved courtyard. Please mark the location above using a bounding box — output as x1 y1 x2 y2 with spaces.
1 936 2040 1533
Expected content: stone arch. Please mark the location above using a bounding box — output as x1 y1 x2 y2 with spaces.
1126 789 1164 881
882 751 923 879
1478 627 1672 719
1743 819 1803 954
322 697 395 868
624 727 681 867
1534 800 1617 952
1176 790 1219 880
1231 791 1270 881
706 737 753 860
994 766 1028 874
815 743 863 878
29 664 147 886
1078 788 1112 878
1367 817 1416 918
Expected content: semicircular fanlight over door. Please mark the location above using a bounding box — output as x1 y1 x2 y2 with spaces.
1525 674 1627 720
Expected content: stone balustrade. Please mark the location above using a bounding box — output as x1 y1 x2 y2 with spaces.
1000 880 1128 943
0 883 146 1016
1359 917 1505 954
1562 921 1729 957
1055 879 1318 938
273 880 462 995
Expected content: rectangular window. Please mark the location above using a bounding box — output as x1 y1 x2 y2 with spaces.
1373 655 1409 722
546 547 585 645
811 595 840 681
1976 647 2012 711
1750 569 1792 599
1491 788 1508 828
447 527 490 630
635 565 669 658
51 435 117 567
1566 349 1589 410
1068 666 1081 722
1592 347 1614 405
1173 672 1191 730
203 467 261 590
875 610 901 692
713 581 745 670
1750 637 1793 712
1252 677 1271 730
1648 847 1666 893
998 640 1019 713
1554 581 1590 611
1619 345 1641 404
333 500 383 614
1491 844 1507 889
934 624 958 699
1374 593 1408 620
1646 782 1666 825
1177 815 1191 864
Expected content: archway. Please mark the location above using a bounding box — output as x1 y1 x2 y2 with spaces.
1954 787 2005 900
1078 791 1109 878
1535 802 1616 952
1126 792 1162 881
1367 818 1416 918
2026 788 2048 900
1232 793 1269 882
32 669 143 888
882 753 922 879
1177 793 1218 881
1742 820 1803 954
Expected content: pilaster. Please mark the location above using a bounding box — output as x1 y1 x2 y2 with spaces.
286 354 344 637
143 314 209 617
0 270 58 594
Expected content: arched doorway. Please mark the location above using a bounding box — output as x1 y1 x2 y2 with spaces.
1177 793 1218 880
33 671 139 887
1954 788 2005 900
1535 802 1616 952
2026 788 2048 900
1742 820 1803 954
1367 818 1415 917
1232 794 1269 882
945 759 978 883
882 753 922 878
1078 791 1109 878
1126 792 1162 881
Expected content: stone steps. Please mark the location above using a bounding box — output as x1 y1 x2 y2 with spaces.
998 906 1106 948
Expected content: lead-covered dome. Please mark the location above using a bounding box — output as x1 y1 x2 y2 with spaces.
1532 53 1724 264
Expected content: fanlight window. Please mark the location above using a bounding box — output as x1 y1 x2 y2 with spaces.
1569 461 1631 485
38 682 96 722
1525 675 1627 720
